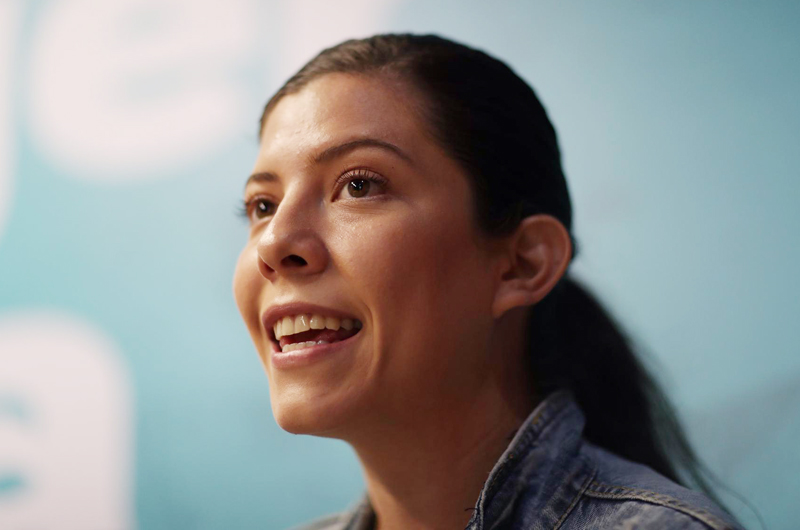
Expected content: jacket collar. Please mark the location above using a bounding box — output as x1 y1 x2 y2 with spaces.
467 390 594 530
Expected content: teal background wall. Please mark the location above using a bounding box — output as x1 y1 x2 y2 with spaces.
1 1 798 529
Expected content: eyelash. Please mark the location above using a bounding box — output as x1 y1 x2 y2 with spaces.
333 167 388 196
236 198 273 221
237 168 388 223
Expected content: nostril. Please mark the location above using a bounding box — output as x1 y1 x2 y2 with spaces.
283 255 308 267
258 258 275 277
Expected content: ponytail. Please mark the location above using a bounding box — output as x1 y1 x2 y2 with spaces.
528 275 721 501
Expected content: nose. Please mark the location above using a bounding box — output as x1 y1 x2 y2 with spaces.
256 199 329 281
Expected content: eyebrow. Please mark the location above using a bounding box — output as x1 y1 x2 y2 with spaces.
244 171 278 189
313 138 412 165
244 137 412 189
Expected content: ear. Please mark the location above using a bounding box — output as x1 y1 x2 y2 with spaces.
492 215 572 319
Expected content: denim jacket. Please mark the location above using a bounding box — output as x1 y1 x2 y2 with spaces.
294 391 743 530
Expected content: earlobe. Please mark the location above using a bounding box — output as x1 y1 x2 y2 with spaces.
491 215 572 319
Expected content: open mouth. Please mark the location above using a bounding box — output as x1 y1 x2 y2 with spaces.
270 314 363 353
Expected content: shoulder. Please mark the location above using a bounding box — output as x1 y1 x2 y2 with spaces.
559 443 743 530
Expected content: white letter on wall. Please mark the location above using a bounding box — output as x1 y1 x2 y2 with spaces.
0 312 134 530
27 0 256 181
0 0 20 242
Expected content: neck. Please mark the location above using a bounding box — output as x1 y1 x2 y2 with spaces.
357 389 532 530
346 309 536 530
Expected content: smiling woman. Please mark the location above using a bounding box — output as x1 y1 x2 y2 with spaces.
232 34 743 530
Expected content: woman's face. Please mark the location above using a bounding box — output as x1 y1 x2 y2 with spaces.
233 73 504 437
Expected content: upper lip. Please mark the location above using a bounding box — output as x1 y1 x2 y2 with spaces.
261 302 361 338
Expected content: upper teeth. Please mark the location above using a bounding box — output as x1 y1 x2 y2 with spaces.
273 314 362 340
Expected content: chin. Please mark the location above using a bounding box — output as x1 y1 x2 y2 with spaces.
264 342 374 437
269 384 363 437
271 402 326 435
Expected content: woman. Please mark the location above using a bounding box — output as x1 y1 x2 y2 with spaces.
233 34 742 530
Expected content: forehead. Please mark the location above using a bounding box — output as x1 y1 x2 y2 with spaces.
256 73 429 164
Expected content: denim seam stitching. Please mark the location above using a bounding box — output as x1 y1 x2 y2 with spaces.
584 481 730 530
552 466 597 530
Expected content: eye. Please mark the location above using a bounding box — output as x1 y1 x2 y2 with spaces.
345 179 371 198
334 169 387 200
240 196 277 223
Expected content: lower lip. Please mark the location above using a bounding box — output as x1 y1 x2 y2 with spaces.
270 331 360 370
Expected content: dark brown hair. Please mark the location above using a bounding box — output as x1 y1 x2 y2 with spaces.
259 33 722 502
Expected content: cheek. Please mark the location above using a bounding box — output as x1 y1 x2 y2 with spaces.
233 245 263 336
343 205 494 376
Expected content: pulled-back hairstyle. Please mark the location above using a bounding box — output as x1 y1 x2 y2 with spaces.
259 33 719 501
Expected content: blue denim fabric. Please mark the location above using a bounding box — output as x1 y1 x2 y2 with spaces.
294 391 744 530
